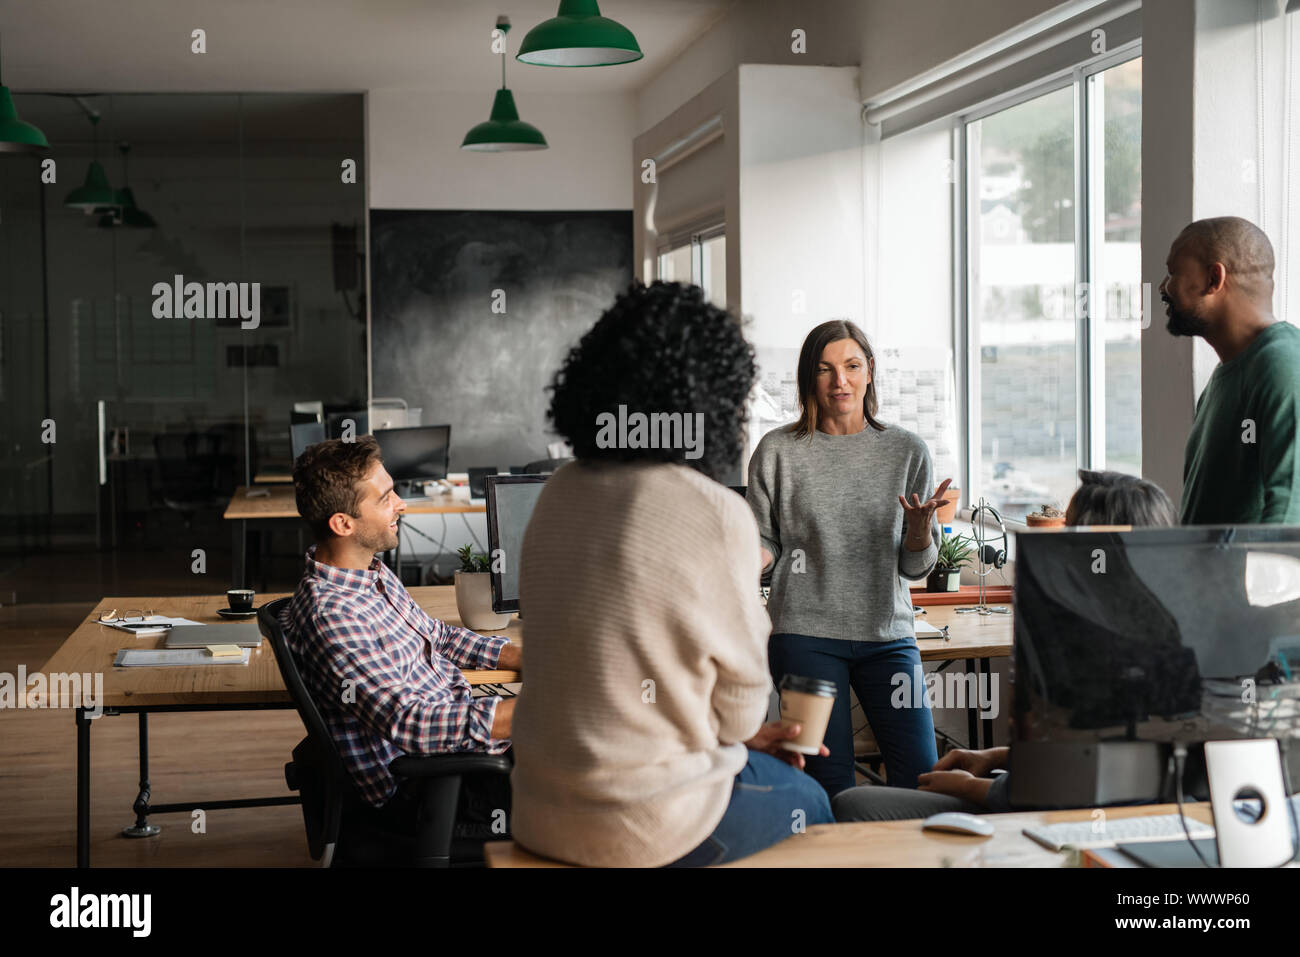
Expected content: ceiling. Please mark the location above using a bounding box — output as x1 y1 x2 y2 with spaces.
0 0 733 95
11 93 367 148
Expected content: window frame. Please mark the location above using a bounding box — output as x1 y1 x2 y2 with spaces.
955 40 1143 526
655 222 726 297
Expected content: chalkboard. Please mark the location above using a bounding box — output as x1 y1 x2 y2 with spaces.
369 209 633 471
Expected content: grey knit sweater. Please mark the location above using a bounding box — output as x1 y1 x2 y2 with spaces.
747 422 940 642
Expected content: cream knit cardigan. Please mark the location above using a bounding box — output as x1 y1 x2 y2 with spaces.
510 461 772 866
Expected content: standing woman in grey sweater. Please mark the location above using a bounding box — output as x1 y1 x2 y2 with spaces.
748 319 951 797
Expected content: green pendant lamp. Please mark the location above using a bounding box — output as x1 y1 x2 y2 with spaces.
65 114 120 212
462 19 547 152
0 36 50 153
517 0 642 67
99 143 156 229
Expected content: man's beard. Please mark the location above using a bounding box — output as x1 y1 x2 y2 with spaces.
1165 299 1211 337
356 519 399 554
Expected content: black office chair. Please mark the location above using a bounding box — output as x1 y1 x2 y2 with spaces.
258 597 512 867
153 432 232 527
521 457 573 474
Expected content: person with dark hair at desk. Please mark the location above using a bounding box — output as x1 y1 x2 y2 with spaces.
832 468 1177 822
282 436 521 837
510 281 833 867
1162 216 1300 524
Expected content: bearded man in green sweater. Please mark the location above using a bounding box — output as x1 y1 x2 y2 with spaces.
1162 216 1300 524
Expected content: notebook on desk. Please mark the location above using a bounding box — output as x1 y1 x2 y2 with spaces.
163 622 262 649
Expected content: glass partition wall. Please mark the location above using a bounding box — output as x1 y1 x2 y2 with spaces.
0 93 365 600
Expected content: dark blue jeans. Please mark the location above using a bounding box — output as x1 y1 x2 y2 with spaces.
666 751 833 867
769 634 938 797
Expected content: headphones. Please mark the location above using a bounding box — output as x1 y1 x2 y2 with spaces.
971 501 1008 571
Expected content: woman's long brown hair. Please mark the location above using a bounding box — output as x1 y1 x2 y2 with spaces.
789 319 886 438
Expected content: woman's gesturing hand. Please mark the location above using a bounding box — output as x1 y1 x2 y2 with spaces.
897 478 953 551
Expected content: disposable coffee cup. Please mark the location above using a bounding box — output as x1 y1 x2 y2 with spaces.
778 674 837 755
227 589 255 613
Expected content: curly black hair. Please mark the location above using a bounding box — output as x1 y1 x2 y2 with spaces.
547 280 756 481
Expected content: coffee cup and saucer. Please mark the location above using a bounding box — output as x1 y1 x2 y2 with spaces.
218 589 258 619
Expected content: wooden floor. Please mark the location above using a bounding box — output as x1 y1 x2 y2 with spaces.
0 601 315 867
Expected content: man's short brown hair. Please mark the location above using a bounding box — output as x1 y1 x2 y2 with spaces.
293 436 383 540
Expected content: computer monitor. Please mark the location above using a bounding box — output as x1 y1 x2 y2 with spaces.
486 475 547 614
1010 526 1300 808
373 425 450 486
290 421 326 462
325 410 369 440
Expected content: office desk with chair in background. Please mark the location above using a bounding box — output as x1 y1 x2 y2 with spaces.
36 586 1008 869
34 587 521 868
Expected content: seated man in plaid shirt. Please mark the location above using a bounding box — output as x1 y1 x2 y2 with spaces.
282 436 521 834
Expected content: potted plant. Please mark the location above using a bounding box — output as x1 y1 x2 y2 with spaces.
928 529 975 592
453 544 511 631
1025 504 1066 528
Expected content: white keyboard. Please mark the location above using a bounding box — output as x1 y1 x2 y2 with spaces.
1024 813 1215 852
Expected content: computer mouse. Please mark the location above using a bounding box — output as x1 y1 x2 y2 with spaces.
922 812 994 837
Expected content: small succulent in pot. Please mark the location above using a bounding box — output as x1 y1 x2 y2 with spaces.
1025 504 1066 528
453 544 510 630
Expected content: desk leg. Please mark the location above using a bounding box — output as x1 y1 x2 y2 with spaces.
980 658 994 749
123 712 161 838
76 708 91 868
964 658 979 749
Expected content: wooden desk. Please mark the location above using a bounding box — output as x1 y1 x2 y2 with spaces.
37 587 521 867
725 802 1216 868
485 802 1215 868
914 604 1012 749
222 485 486 588
253 470 293 484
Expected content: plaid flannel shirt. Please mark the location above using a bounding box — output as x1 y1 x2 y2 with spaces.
283 545 510 807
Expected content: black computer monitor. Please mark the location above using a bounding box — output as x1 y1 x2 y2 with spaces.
290 421 326 462
485 475 547 614
373 425 450 484
1010 526 1300 808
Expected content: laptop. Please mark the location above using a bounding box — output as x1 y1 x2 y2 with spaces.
164 622 263 649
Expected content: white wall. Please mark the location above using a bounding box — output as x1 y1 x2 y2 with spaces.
636 0 865 135
865 120 954 349
738 65 865 449
738 65 865 335
858 0 1071 101
366 89 635 210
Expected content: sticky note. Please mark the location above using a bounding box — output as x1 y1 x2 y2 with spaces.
206 644 243 658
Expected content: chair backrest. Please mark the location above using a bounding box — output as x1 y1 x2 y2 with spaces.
258 596 347 859
522 457 572 475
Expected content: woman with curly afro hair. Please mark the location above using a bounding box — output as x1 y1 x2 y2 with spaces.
508 280 833 867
